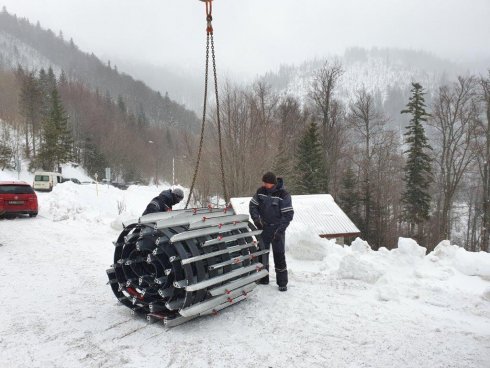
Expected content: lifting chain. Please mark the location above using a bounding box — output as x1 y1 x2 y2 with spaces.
186 0 229 208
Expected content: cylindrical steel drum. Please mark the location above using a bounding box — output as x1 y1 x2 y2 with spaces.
106 207 268 327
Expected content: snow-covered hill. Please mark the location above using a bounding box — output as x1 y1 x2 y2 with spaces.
0 30 60 73
264 48 480 105
0 166 489 367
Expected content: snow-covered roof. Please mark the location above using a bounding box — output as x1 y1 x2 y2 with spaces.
231 194 361 237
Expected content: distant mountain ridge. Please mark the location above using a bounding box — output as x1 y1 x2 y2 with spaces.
262 47 482 104
116 46 488 118
0 9 199 131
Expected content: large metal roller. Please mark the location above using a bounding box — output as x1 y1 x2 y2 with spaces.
106 207 269 327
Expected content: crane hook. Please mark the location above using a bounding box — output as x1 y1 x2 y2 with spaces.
199 0 214 34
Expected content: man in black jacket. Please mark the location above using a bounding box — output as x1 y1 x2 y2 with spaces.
142 187 184 215
249 172 294 292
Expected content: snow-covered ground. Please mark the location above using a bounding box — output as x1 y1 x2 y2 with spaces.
1 166 489 368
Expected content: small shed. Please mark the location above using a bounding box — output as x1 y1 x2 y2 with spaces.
230 194 361 245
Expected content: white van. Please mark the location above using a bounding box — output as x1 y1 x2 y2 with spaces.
33 171 64 192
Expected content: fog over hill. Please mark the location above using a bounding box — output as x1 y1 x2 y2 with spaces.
115 47 489 116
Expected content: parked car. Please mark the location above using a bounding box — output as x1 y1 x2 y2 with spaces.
33 171 64 192
0 181 38 218
62 178 81 184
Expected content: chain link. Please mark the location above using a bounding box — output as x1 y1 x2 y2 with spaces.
186 10 228 208
185 33 210 209
211 33 229 204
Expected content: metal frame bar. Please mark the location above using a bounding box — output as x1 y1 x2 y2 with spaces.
208 250 269 270
185 263 263 292
208 269 268 296
181 242 257 265
179 283 256 317
170 222 249 243
203 230 262 247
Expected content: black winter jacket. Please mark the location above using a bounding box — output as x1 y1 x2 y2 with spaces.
142 189 179 216
249 178 294 233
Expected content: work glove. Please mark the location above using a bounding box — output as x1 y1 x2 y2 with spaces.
253 218 263 230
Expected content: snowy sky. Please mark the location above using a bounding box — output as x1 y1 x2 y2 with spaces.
1 0 489 77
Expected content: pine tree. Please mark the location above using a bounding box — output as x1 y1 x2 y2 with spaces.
19 71 42 157
83 137 107 178
36 88 73 170
401 82 433 235
272 140 294 181
294 122 328 194
338 167 361 225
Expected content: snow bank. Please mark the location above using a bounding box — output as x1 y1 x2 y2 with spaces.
39 181 187 227
287 231 329 261
337 253 384 284
431 240 490 279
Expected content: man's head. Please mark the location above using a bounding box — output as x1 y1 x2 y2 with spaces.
172 187 184 203
262 171 277 189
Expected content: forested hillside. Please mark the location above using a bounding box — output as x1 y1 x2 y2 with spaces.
0 8 198 129
0 8 199 183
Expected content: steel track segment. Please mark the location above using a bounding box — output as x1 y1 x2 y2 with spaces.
193 226 245 284
180 242 257 265
136 235 158 252
188 214 250 230
120 230 140 284
148 231 171 282
155 217 197 230
210 228 247 286
121 227 160 307
185 263 264 292
202 230 262 247
106 268 133 309
234 228 253 270
154 212 243 231
126 248 160 300
166 226 196 309
208 269 269 296
174 227 210 307
192 212 240 279
164 314 199 328
113 224 139 263
203 236 231 280
236 227 261 280
159 229 186 306
192 219 238 281
139 211 186 224
187 210 239 221
128 246 160 299
208 249 269 271
170 222 249 243
140 208 235 225
200 291 253 316
151 251 175 298
215 225 250 276
130 228 161 298
175 230 208 307
179 282 256 317
111 225 164 313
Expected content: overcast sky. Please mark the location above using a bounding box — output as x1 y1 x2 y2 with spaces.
1 0 489 77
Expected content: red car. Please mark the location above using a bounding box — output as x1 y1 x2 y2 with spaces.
0 181 38 218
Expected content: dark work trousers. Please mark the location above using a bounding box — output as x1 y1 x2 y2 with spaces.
260 224 288 287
